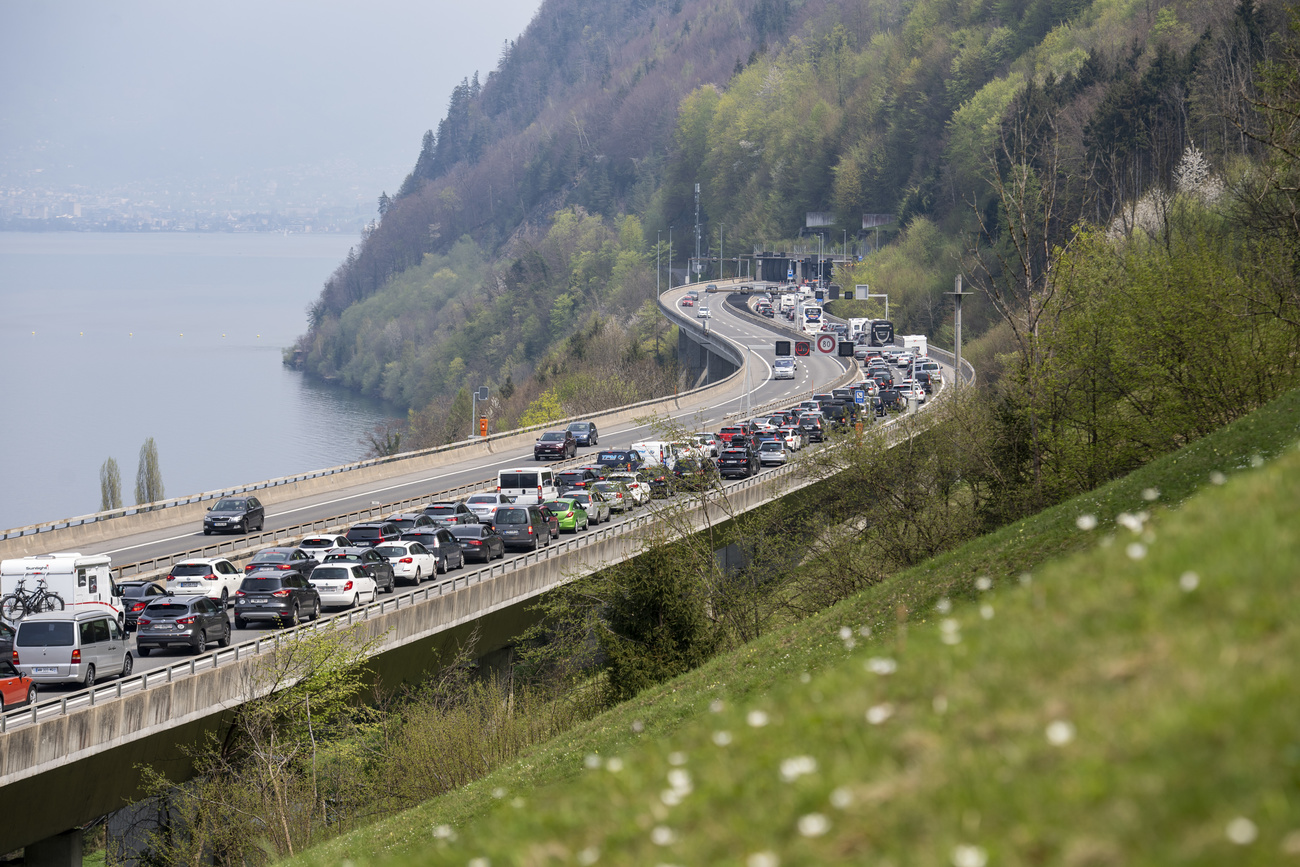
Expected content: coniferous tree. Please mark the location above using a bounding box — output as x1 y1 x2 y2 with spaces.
99 457 122 512
134 437 164 506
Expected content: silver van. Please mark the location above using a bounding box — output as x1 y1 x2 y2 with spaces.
14 609 133 687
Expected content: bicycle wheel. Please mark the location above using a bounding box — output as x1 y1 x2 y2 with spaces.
0 595 26 622
36 593 64 613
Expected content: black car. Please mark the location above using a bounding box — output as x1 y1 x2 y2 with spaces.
243 547 318 580
399 526 468 572
0 622 13 660
671 456 720 491
594 450 644 471
449 523 507 563
493 505 552 551
717 448 759 479
534 430 577 460
118 580 170 632
234 573 321 629
321 547 397 593
914 370 935 393
422 501 479 526
344 521 402 548
203 496 265 535
556 467 603 491
135 595 230 656
566 421 599 447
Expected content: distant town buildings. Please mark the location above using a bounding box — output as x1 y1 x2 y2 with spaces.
0 174 375 233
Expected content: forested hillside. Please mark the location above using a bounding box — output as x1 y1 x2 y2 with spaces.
291 0 1300 485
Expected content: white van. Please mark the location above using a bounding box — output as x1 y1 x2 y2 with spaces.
1 553 123 629
631 441 691 468
497 468 559 505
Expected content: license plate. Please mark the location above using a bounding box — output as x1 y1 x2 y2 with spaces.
153 623 174 630
33 667 56 674
249 596 268 604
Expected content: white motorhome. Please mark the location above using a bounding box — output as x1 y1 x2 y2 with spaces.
847 317 871 339
630 441 689 468
902 334 928 358
0 553 122 627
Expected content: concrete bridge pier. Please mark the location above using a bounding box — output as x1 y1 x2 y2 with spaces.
24 829 82 866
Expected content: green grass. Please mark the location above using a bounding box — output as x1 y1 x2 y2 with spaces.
287 389 1300 866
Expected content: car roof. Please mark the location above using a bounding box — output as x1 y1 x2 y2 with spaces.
174 557 227 566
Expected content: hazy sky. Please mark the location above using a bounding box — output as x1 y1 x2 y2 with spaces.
0 0 542 201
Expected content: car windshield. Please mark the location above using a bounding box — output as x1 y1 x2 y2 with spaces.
540 432 565 441
496 509 528 525
144 603 189 615
424 505 457 515
301 538 336 549
311 567 351 581
467 495 498 504
253 551 289 562
121 585 155 599
761 442 782 451
212 499 246 511
569 423 590 431
170 564 213 576
374 545 407 558
450 526 483 539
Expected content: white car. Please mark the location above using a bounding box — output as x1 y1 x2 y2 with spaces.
697 305 711 319
899 383 927 403
164 557 243 605
691 433 719 458
780 427 804 451
607 472 651 506
896 351 916 368
773 358 796 380
373 540 440 584
299 534 350 563
466 492 514 521
308 563 377 609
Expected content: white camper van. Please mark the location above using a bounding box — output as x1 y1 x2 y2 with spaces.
0 553 123 629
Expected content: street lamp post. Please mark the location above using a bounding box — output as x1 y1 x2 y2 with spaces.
656 230 661 295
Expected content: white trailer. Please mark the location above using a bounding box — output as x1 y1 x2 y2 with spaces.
0 552 122 626
902 334 928 358
847 317 870 338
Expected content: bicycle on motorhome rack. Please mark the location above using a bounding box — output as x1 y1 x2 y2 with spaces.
0 577 65 622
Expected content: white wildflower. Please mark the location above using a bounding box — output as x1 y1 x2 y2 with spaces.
975 576 993 592
1226 816 1258 845
829 786 854 809
951 844 988 867
797 814 830 837
935 597 953 614
650 826 676 846
866 703 895 725
1179 571 1199 592
712 730 732 746
866 657 897 675
1126 542 1147 560
1046 720 1076 746
780 756 818 782
1076 514 1098 531
747 852 780 867
747 709 770 727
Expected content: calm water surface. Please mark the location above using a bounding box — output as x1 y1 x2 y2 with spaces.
0 232 402 530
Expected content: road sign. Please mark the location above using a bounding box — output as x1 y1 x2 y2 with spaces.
794 341 811 357
853 389 866 404
837 341 855 357
775 340 791 356
816 334 836 354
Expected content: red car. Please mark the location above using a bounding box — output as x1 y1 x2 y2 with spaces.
681 296 695 307
0 659 36 711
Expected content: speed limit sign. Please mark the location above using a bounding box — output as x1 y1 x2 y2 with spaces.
816 334 836 354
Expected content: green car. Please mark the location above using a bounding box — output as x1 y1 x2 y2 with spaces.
543 498 590 533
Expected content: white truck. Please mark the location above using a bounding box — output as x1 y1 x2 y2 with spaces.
847 317 871 339
1 552 123 627
902 334 928 358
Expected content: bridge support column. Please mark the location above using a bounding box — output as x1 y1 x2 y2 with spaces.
25 829 83 867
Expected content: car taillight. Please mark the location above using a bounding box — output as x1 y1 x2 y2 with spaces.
277 564 292 570
177 616 195 626
467 540 482 546
11 650 18 664
244 565 254 573
236 590 247 597
205 573 217 581
343 581 354 591
399 557 413 563
527 526 535 535
272 589 291 597
137 617 151 626
131 602 147 612
166 574 175 581
71 649 81 663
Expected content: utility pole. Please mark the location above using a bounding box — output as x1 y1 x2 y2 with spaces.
719 224 724 282
948 274 969 390
694 183 701 282
668 226 673 289
656 230 661 295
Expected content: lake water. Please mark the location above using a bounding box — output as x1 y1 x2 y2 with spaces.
0 232 402 531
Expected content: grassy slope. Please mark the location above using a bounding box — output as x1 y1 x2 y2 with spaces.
291 389 1300 866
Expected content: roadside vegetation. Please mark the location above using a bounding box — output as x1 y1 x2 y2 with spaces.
280 383 1300 866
